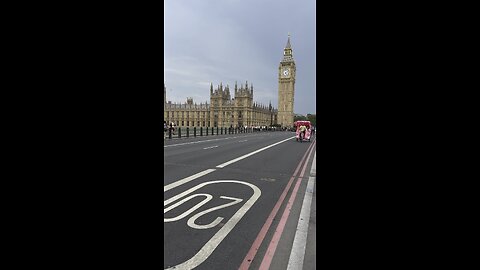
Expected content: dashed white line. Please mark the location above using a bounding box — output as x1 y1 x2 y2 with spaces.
164 134 263 148
163 134 300 269
203 146 218 150
216 137 294 168
164 136 294 193
163 169 216 193
164 136 240 148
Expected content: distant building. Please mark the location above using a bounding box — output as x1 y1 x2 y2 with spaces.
164 35 296 128
278 34 296 128
164 82 276 128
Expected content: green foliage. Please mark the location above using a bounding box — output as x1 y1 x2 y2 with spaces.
306 114 316 126
294 114 316 126
294 115 307 122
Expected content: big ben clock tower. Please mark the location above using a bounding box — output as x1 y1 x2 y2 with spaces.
278 34 296 128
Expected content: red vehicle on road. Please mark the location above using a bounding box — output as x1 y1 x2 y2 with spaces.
294 120 311 142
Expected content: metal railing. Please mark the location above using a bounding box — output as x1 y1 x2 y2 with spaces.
164 126 281 140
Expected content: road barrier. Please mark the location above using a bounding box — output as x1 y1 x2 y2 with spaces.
165 126 282 140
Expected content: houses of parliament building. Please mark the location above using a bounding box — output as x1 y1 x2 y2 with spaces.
164 35 296 128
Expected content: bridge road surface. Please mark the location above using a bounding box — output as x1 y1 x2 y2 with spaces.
164 131 316 270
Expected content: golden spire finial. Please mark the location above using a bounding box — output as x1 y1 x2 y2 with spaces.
285 33 292 49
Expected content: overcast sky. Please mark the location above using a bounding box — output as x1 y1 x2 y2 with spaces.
164 0 316 115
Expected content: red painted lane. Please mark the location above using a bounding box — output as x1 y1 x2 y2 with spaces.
258 140 316 270
238 139 316 270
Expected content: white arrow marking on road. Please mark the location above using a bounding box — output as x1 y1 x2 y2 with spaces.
203 145 218 150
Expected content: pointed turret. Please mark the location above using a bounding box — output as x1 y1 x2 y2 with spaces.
278 33 296 128
282 33 294 61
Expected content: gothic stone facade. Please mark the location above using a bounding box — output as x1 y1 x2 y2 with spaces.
278 35 296 128
164 82 277 128
164 35 296 128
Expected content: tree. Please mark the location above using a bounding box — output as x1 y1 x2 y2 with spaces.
306 114 316 126
294 114 307 122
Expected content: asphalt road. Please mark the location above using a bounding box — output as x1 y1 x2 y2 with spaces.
164 131 316 270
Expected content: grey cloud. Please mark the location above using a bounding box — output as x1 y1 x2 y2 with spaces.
165 0 316 115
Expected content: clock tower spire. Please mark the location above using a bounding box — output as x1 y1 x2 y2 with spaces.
278 34 296 128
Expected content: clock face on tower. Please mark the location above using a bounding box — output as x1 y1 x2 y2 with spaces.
282 68 290 77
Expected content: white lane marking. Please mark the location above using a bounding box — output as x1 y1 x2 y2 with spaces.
164 193 244 230
163 169 216 193
216 136 294 168
203 145 218 150
187 196 243 229
164 134 263 148
164 194 213 222
287 151 316 270
238 140 248 142
164 180 261 270
164 136 243 147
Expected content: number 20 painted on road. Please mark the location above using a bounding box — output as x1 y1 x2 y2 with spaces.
164 193 243 229
163 180 261 270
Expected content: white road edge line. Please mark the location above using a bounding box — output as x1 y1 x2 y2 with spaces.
216 136 294 168
163 169 216 193
287 151 316 270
